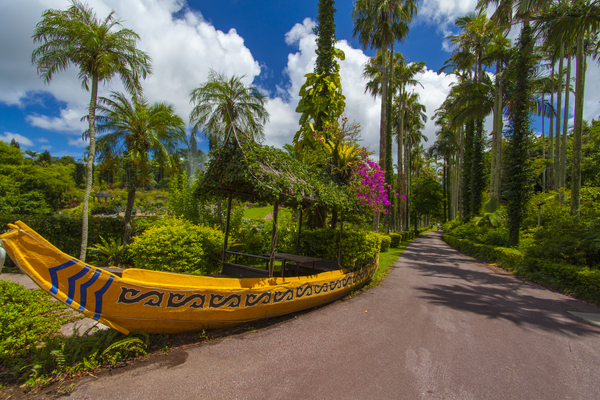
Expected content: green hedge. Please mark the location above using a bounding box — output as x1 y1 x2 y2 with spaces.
0 214 125 263
128 217 224 275
443 234 600 305
299 228 381 269
443 235 524 264
379 235 391 252
388 231 416 248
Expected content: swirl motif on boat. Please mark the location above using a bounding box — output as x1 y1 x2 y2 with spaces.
117 287 164 307
313 283 329 295
296 284 313 298
245 292 271 307
166 293 206 309
273 288 294 303
329 279 342 291
208 293 242 309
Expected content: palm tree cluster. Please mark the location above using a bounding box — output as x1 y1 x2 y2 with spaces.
430 0 599 246
32 1 269 262
353 0 426 233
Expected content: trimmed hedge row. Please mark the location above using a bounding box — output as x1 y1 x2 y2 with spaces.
443 234 600 305
0 214 125 263
379 235 391 252
443 235 524 264
388 231 417 248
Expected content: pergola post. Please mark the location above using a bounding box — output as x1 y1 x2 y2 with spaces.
268 200 279 277
295 208 303 255
221 192 233 265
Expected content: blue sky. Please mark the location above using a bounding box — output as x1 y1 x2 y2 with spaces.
1 0 599 163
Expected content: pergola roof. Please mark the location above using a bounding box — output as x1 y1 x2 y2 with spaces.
195 131 355 210
94 190 113 199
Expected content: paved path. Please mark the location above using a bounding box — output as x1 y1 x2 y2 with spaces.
62 232 600 399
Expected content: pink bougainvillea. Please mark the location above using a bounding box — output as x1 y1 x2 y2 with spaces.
352 159 396 215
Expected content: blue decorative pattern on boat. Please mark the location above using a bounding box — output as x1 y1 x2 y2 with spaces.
94 275 114 320
49 259 77 295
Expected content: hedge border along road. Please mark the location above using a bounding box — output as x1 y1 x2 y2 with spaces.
443 234 600 306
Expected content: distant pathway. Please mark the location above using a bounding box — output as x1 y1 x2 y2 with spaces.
66 232 600 399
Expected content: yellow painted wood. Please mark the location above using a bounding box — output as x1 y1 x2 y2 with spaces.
0 221 377 334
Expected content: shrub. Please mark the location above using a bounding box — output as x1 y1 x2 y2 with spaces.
300 228 381 269
389 233 402 248
0 214 124 262
128 217 224 275
524 215 600 268
379 235 391 252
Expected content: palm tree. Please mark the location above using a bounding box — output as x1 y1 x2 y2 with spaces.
189 70 269 228
32 1 151 262
189 70 269 147
352 0 417 172
94 91 185 254
402 92 427 230
535 0 600 215
478 0 552 247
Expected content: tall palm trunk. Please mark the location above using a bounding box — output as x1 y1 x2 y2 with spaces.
542 92 546 191
397 107 404 231
549 64 555 191
80 72 99 262
490 60 503 202
374 45 388 232
554 44 563 193
571 36 585 216
561 54 571 203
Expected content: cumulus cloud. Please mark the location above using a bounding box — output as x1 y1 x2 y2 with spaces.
1 0 261 138
264 18 456 163
26 106 88 132
68 137 89 148
0 132 34 147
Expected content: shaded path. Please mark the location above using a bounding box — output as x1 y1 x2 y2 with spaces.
66 232 600 399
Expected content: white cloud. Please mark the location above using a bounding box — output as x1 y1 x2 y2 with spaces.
417 0 479 32
0 132 34 147
39 145 52 150
37 137 49 143
26 106 88 132
68 137 89 148
1 0 261 135
264 19 457 164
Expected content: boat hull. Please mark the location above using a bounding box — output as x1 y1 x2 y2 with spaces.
0 222 377 334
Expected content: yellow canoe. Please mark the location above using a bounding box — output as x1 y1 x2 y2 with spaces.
0 221 377 334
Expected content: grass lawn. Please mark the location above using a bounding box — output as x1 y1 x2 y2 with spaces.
243 205 274 219
243 204 291 220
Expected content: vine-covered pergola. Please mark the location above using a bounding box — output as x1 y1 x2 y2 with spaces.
195 130 358 278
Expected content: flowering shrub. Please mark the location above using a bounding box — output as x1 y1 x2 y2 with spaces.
351 159 395 215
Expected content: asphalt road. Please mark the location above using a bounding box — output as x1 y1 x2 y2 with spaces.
65 232 600 400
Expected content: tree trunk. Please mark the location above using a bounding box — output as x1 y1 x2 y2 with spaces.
570 37 585 216
542 92 546 192
122 172 137 247
397 105 404 231
549 64 555 191
554 44 563 194
561 54 571 203
80 72 99 262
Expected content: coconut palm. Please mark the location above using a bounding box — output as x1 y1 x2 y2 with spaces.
32 0 151 261
189 70 269 147
189 70 269 228
94 91 185 254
